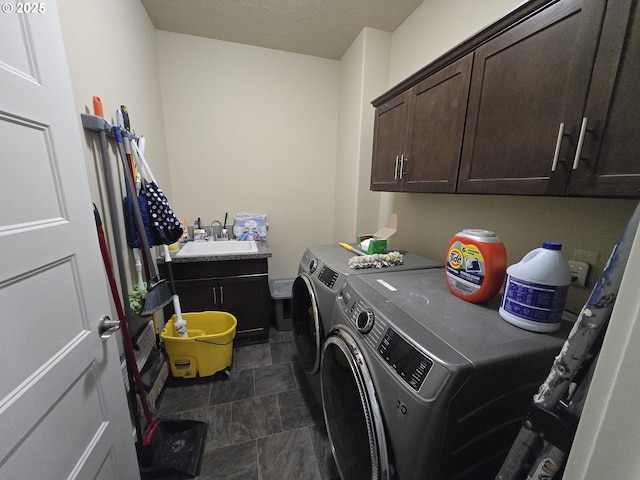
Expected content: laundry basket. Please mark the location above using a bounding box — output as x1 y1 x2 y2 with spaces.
161 311 237 378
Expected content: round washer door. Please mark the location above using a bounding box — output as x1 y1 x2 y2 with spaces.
321 328 390 480
292 274 322 374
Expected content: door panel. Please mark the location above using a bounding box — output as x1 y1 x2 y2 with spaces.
219 275 269 333
405 54 473 192
370 92 409 191
458 0 607 194
174 279 219 312
0 3 139 478
566 0 640 196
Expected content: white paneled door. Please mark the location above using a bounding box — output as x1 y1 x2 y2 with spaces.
0 1 140 478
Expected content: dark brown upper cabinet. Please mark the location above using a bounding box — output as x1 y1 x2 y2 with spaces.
371 54 473 193
371 0 640 198
457 0 607 195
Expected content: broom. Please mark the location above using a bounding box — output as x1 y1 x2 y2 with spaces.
94 205 159 443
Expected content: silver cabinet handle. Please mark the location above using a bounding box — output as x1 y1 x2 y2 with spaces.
394 155 400 180
220 286 224 304
551 123 565 172
99 315 120 340
400 154 408 179
573 117 589 170
212 286 217 304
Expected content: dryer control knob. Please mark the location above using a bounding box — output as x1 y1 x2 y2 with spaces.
309 259 318 273
356 309 374 333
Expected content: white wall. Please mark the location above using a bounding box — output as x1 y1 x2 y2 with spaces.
334 28 391 243
334 30 366 242
356 29 394 237
155 32 340 279
58 0 171 202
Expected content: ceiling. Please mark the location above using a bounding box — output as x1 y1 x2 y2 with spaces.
141 0 423 60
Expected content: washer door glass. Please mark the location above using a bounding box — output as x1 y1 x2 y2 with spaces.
292 274 322 374
322 330 390 480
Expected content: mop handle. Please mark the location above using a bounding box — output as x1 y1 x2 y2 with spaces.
130 138 157 185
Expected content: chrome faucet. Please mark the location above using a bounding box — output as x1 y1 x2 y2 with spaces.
208 220 222 240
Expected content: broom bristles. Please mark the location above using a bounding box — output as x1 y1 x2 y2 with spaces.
141 276 173 316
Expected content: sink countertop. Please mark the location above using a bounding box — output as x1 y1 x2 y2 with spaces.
158 240 272 263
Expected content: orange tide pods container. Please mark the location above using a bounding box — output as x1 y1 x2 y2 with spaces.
445 229 507 303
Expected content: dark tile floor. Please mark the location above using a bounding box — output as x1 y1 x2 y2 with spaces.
155 327 340 480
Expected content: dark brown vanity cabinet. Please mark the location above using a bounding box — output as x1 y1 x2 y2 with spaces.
371 54 473 193
371 0 640 198
159 259 270 345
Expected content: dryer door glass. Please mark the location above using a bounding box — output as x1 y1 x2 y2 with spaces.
292 274 322 374
322 331 390 480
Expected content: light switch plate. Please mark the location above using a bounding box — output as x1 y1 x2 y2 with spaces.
569 260 589 288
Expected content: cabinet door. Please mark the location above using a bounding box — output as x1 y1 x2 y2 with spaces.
458 0 608 195
219 275 270 340
173 278 218 312
370 91 410 191
404 54 473 193
564 0 640 197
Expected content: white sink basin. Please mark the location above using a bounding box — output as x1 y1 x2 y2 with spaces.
176 240 258 257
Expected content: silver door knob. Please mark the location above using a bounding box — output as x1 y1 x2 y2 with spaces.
99 315 121 340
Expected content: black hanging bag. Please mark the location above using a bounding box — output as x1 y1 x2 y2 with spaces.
142 180 182 245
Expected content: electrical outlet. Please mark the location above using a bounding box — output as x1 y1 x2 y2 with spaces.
569 260 589 288
573 248 599 267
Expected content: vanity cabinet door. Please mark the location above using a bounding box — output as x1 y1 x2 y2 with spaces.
170 278 217 312
457 0 608 195
217 275 270 343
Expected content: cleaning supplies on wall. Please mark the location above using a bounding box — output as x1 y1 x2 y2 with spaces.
499 242 571 332
446 229 507 303
234 213 267 240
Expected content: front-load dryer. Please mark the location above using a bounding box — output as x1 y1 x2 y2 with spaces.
292 245 441 403
321 268 570 480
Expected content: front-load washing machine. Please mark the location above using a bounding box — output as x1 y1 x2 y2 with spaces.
291 244 441 403
321 269 570 480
